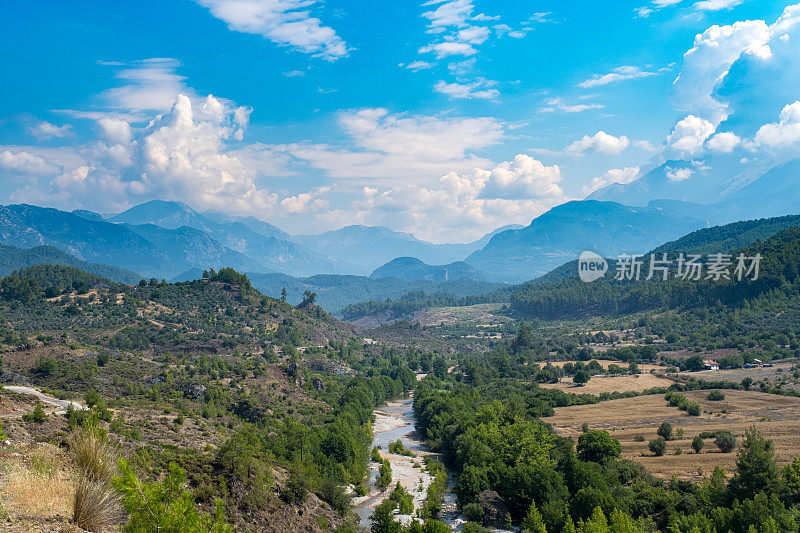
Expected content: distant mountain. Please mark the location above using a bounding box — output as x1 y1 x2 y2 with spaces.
717 159 800 221
124 223 267 277
370 257 487 282
465 200 710 283
0 204 268 279
295 225 518 274
0 243 141 284
0 204 173 277
112 200 344 276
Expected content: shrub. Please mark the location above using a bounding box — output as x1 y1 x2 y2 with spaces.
657 422 673 441
707 390 725 401
73 476 125 531
463 502 484 523
574 370 591 385
371 446 381 462
687 402 701 416
716 431 737 453
389 439 416 457
633 434 645 442
23 403 47 424
649 437 666 456
377 459 392 491
692 436 704 454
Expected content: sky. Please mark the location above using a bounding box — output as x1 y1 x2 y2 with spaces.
0 0 799 242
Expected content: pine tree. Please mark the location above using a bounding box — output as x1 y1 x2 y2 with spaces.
521 502 547 533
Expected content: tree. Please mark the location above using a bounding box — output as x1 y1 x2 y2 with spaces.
299 290 316 308
683 354 705 372
657 422 673 441
521 502 547 533
577 430 622 464
692 436 704 454
280 287 287 302
742 377 754 390
23 403 47 424
715 431 737 453
730 427 780 500
113 460 232 533
648 437 666 456
573 370 590 386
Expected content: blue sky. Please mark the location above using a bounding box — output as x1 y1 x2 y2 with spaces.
1 0 798 242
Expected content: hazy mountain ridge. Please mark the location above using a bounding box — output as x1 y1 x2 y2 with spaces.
370 257 487 282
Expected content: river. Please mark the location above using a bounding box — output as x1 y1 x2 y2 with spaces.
352 395 463 530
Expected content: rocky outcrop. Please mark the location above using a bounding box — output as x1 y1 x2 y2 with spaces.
478 490 510 528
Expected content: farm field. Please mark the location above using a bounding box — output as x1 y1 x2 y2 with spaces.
544 360 668 373
679 361 800 388
539 373 674 394
547 389 800 480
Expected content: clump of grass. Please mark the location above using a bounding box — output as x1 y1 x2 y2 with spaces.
68 427 118 482
73 476 125 532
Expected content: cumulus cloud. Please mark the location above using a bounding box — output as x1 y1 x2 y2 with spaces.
578 66 657 88
667 115 716 155
665 166 694 181
0 150 61 176
434 79 499 100
706 131 741 152
754 101 800 148
352 154 565 242
101 58 190 114
566 131 631 156
581 166 640 196
28 121 73 140
194 0 348 61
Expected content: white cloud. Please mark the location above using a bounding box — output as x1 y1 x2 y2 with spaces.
540 97 604 114
280 187 330 215
282 108 504 182
578 66 657 88
566 131 630 156
194 0 347 61
28 121 73 140
667 115 715 155
479 154 563 200
754 101 800 148
0 150 61 176
665 167 694 181
636 0 682 18
101 58 190 113
706 131 741 152
693 0 743 11
418 41 477 58
97 118 133 145
434 79 499 100
581 166 640 196
673 19 771 122
422 0 474 28
405 61 433 71
351 154 565 242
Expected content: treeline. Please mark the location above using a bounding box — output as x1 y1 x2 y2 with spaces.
510 226 800 319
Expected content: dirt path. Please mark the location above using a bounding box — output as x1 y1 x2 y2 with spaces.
1 385 87 418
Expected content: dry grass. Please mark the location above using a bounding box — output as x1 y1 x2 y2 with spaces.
544 360 668 373
539 373 674 394
548 389 800 480
73 476 125 532
0 444 74 521
69 427 118 482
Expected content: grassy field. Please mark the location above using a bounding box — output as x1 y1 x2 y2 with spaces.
539 373 674 394
544 360 668 372
547 389 800 480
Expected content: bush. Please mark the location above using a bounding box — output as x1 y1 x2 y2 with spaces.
692 436 704 454
657 421 673 441
707 390 725 401
463 502 484 523
687 402 701 416
574 370 591 385
716 431 737 453
377 459 392 491
649 437 666 456
389 439 416 457
23 403 48 424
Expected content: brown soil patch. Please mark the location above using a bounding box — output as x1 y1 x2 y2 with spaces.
540 373 674 394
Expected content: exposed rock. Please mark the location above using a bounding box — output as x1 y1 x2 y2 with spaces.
478 490 510 528
181 382 206 401
0 371 29 385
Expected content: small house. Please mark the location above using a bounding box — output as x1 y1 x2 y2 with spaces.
704 360 720 371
